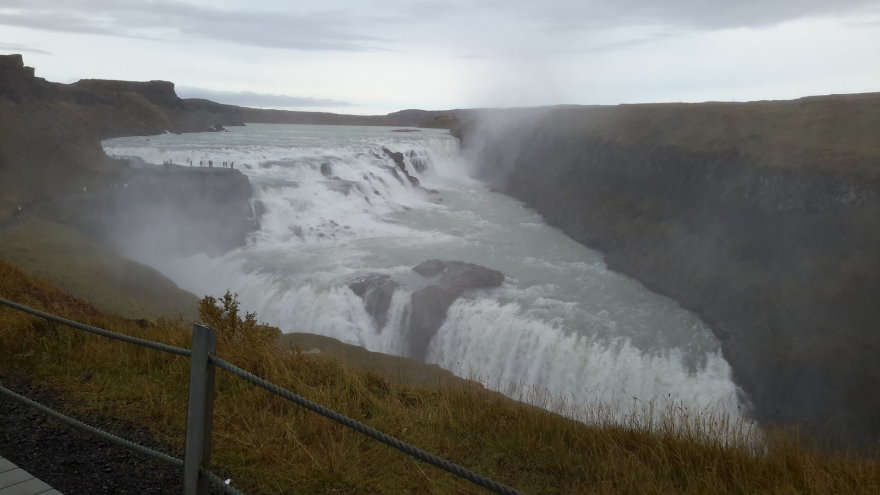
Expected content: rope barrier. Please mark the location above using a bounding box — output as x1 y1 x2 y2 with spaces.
209 356 528 495
1 297 528 495
0 297 191 357
0 384 243 495
0 384 183 467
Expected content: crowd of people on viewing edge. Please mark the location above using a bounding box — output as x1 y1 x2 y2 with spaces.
161 158 236 169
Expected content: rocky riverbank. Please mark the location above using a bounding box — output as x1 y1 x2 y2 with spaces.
462 96 880 450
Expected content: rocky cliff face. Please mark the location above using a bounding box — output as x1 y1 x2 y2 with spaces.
47 165 257 257
463 97 880 449
350 261 505 361
0 55 258 256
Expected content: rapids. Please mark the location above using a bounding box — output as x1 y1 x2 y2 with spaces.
103 123 745 423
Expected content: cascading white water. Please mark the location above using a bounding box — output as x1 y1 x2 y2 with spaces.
103 123 746 424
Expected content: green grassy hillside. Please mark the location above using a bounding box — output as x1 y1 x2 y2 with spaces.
0 218 199 320
545 93 880 175
2 262 879 494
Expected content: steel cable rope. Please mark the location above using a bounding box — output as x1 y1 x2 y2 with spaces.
1 297 527 494
0 298 237 492
0 297 191 357
209 356 528 495
0 385 242 495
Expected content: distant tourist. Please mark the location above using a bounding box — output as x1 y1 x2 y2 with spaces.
208 160 213 168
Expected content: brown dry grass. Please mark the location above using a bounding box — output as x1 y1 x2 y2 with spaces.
2 260 879 494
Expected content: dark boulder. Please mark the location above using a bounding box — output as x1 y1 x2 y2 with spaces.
406 260 504 360
408 285 460 360
349 274 401 329
382 147 420 187
348 261 505 360
412 260 505 292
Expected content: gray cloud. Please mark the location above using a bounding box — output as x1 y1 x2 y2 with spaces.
1 0 876 58
0 0 391 51
471 0 879 31
0 43 51 55
339 0 880 58
176 86 352 108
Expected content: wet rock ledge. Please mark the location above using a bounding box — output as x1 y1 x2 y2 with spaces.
350 260 505 360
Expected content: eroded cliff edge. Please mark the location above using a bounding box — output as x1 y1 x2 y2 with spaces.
0 54 455 256
462 96 880 449
0 54 258 256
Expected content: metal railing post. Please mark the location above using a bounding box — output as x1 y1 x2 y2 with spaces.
183 324 217 495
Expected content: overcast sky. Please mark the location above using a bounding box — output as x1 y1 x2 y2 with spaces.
2 0 879 114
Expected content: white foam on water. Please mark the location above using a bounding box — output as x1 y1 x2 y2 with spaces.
103 123 748 430
427 298 742 421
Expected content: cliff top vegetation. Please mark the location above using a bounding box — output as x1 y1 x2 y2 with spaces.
522 93 880 177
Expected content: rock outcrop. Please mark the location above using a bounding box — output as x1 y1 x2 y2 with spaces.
349 261 505 360
0 56 262 255
349 274 401 329
462 96 880 449
68 79 184 108
382 147 420 187
0 54 52 101
407 260 504 360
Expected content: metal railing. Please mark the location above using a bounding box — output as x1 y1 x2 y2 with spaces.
0 297 527 495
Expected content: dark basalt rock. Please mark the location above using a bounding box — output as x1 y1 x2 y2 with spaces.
349 274 401 329
407 260 504 360
348 261 505 361
382 147 420 187
412 259 505 292
70 79 184 108
408 285 459 360
462 104 880 450
0 53 54 101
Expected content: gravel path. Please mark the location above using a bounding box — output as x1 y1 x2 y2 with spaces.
0 374 229 494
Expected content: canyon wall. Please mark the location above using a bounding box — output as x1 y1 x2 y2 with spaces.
463 96 880 449
0 54 457 254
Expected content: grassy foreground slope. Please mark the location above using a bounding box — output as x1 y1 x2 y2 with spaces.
2 261 879 494
0 218 198 320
